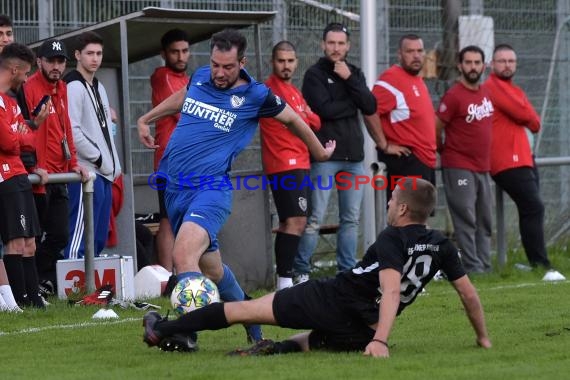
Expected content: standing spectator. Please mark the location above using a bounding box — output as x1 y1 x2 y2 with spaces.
63 31 121 259
484 44 565 281
0 14 13 51
294 22 377 281
436 45 494 274
23 39 89 289
137 28 335 343
150 29 191 272
0 44 44 309
366 34 436 201
260 41 321 290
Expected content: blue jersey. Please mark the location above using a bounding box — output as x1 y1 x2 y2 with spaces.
160 65 286 189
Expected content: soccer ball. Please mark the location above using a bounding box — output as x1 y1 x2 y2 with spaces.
170 274 220 315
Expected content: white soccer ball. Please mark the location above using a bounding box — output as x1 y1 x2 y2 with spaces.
170 274 220 315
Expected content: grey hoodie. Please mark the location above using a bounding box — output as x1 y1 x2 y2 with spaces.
65 69 121 181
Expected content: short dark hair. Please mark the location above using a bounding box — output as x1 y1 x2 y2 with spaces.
493 43 514 55
271 40 296 60
76 31 104 51
0 15 12 27
0 42 35 69
399 34 422 49
161 28 190 50
210 28 247 61
322 22 350 41
458 45 485 63
397 178 436 223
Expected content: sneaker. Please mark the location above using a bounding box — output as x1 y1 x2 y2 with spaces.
228 339 276 356
39 280 55 298
514 263 533 272
244 324 263 344
433 270 446 281
142 311 167 347
542 269 566 282
293 274 309 284
159 333 198 352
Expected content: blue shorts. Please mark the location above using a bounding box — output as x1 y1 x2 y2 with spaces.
164 188 232 252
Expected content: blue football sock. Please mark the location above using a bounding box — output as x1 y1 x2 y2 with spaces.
215 264 245 302
177 271 203 282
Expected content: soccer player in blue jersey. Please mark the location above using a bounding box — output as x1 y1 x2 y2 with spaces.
137 29 335 343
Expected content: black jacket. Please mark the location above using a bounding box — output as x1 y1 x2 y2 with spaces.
302 57 376 162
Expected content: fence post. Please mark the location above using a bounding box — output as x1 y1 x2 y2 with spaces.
496 186 506 268
82 173 96 293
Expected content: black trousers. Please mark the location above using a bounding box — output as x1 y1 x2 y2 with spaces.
34 184 69 281
492 166 550 268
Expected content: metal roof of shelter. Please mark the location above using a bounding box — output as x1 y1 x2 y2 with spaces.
28 7 276 64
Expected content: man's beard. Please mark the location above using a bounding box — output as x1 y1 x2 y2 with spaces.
463 70 482 84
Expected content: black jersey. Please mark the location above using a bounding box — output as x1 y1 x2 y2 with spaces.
333 224 465 325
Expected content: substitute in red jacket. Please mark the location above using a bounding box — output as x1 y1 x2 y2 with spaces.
22 39 89 288
150 29 191 272
484 44 564 281
260 41 321 290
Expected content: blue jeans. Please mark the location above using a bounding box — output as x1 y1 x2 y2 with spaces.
294 160 365 274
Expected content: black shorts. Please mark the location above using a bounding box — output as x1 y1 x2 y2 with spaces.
273 279 375 352
377 150 436 187
0 174 41 244
268 169 310 221
157 177 168 219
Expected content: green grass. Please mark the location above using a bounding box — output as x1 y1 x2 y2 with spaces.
1 250 569 380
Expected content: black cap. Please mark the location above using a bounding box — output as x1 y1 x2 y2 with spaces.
323 22 350 40
38 39 69 59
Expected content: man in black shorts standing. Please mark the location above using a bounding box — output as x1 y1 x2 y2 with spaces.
142 178 491 357
0 44 44 309
260 41 321 290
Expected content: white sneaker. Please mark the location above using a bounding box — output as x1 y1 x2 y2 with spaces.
433 270 446 281
276 276 293 291
514 263 533 272
293 274 309 284
542 270 566 282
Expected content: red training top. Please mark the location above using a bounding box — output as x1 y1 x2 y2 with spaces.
0 94 33 182
23 71 78 193
150 66 189 171
260 74 321 175
483 72 540 176
436 82 493 172
372 65 437 168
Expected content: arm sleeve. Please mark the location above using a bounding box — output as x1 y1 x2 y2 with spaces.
372 82 398 116
0 108 20 155
439 240 466 281
257 88 287 118
67 81 101 163
302 68 360 120
486 80 540 132
343 68 377 115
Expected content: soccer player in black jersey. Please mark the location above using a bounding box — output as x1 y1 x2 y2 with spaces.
143 178 491 357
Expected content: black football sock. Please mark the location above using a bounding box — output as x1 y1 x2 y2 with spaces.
23 256 45 308
275 232 300 277
159 302 230 336
3 254 27 305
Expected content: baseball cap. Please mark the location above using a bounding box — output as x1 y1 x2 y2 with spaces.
38 38 69 60
322 22 350 40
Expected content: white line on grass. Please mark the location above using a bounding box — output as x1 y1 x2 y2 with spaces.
0 317 140 337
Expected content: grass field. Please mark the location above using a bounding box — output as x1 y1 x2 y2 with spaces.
1 250 569 380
